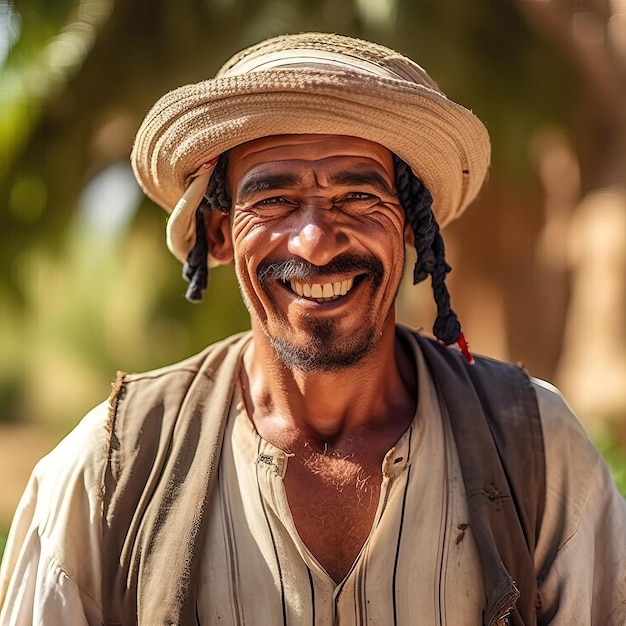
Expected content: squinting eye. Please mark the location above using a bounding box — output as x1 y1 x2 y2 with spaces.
259 197 286 205
249 196 298 217
337 192 380 213
345 192 376 201
253 197 296 210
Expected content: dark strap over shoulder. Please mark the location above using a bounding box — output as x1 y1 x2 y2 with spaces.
416 333 545 626
101 332 251 625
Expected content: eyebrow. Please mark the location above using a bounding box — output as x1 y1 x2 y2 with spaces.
237 173 300 202
327 169 395 196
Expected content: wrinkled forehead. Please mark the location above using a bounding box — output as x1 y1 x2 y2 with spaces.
226 134 396 194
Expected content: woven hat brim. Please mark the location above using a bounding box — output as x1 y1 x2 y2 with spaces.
131 67 490 263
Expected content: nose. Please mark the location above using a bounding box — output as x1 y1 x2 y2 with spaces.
287 206 350 267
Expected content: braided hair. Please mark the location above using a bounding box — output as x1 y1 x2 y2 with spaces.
182 153 230 301
393 155 462 347
182 151 468 356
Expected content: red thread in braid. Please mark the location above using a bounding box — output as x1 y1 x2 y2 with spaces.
456 332 474 365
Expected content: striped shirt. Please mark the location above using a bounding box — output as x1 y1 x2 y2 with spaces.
197 335 485 624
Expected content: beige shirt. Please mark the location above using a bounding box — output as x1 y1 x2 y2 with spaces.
1 337 625 624
198 340 484 625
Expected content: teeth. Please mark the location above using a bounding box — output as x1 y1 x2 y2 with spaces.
289 278 355 300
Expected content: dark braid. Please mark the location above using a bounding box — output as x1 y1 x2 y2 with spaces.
182 153 231 302
182 204 209 301
205 152 231 213
393 155 462 346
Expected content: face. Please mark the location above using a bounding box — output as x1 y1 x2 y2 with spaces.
225 134 408 372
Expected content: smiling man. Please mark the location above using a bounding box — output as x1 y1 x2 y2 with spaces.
1 33 625 626
227 135 404 372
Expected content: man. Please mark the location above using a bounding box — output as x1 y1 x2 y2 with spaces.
1 33 625 626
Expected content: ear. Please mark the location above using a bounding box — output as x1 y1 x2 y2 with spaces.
403 221 415 248
205 210 234 265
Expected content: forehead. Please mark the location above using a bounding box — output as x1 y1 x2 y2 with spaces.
226 134 395 191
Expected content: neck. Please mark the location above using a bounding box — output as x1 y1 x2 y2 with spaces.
242 321 416 449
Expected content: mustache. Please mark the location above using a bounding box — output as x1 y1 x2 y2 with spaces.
257 253 384 285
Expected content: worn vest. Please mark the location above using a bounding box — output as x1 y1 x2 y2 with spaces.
101 328 545 626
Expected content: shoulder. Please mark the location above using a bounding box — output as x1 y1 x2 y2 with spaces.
33 404 109 559
1 401 110 614
31 401 110 539
532 377 626 558
401 325 525 380
532 378 596 458
531 379 626 621
532 377 605 500
108 332 252 417
107 331 251 441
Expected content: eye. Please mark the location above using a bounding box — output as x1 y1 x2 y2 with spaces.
345 192 376 200
253 196 298 209
249 196 298 217
257 196 288 205
337 191 380 214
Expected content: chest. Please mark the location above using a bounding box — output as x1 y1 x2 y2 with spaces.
283 455 383 582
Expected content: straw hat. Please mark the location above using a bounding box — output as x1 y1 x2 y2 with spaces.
131 32 490 264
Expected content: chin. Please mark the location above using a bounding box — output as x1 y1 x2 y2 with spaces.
268 322 378 373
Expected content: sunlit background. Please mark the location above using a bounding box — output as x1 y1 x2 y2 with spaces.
1 0 625 552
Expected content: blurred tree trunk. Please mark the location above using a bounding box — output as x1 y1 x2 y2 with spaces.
514 0 626 427
393 0 625 429
393 0 576 380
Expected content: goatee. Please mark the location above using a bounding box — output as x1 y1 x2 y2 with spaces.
270 317 377 372
256 253 385 372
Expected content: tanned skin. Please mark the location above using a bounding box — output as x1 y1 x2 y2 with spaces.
206 135 418 582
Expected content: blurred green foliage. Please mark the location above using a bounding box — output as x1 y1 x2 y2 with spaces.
0 0 624 482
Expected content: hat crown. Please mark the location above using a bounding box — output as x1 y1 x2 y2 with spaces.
217 33 441 93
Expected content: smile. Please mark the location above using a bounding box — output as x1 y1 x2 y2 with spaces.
288 278 355 302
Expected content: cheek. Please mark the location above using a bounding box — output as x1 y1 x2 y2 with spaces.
367 211 408 284
366 208 407 252
366 198 405 229
232 214 263 270
231 218 277 303
231 210 256 243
